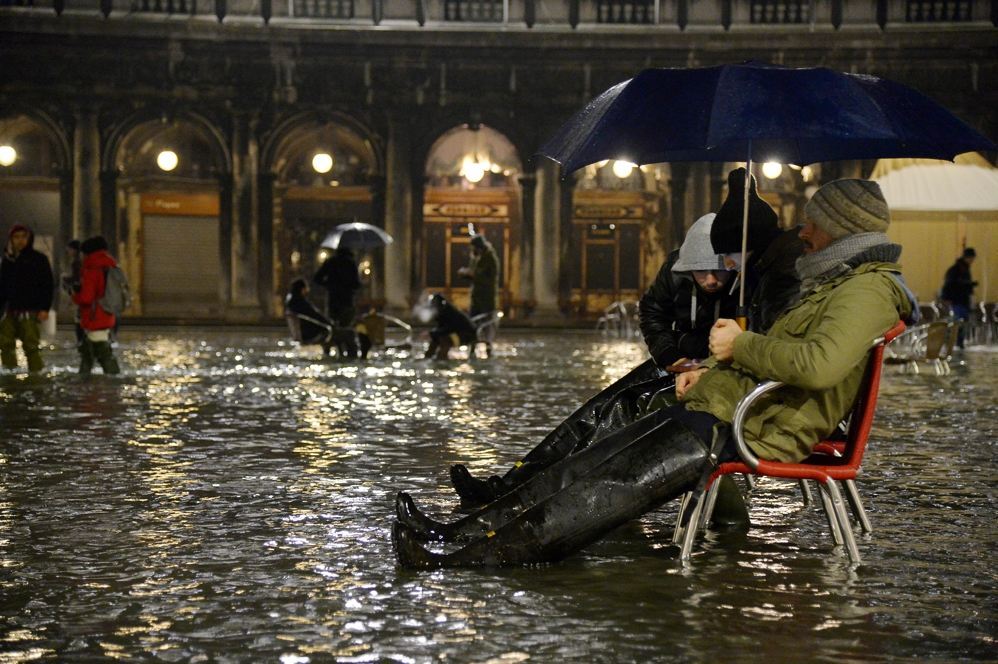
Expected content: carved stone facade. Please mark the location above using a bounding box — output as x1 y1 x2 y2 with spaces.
0 10 995 321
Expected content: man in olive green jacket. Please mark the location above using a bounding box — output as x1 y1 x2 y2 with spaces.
680 178 914 463
392 178 916 569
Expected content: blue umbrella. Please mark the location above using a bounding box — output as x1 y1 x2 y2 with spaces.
538 61 995 312
540 61 995 171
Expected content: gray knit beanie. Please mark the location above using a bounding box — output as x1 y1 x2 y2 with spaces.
804 179 890 239
672 213 725 272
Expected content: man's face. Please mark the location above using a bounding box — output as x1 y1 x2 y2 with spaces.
965 256 975 266
9 231 28 254
799 220 834 254
692 270 733 294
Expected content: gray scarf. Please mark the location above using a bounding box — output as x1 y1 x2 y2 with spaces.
796 232 901 294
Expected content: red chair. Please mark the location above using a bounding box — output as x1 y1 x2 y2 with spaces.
675 319 906 565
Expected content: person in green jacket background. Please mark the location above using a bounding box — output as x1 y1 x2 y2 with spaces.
459 234 499 317
393 178 916 568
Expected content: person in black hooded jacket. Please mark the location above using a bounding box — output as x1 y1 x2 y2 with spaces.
0 224 54 372
709 168 803 333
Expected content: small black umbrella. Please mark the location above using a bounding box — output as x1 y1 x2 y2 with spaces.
321 222 394 251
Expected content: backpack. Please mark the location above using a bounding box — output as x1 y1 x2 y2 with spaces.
99 266 132 316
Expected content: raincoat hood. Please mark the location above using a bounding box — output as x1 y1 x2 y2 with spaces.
82 249 117 271
5 224 34 256
671 214 727 273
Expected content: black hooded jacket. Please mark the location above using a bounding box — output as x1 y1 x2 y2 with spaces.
639 250 739 368
0 227 54 314
313 248 361 310
742 228 804 333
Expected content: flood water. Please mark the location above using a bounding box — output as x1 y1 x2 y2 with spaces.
1 329 995 662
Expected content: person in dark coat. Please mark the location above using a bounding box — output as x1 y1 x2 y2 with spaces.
71 236 120 375
284 278 334 354
941 247 977 348
447 214 740 507
0 224 54 372
709 167 803 333
425 293 477 359
313 245 361 357
459 234 499 317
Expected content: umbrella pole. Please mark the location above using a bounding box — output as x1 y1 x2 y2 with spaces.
736 156 752 331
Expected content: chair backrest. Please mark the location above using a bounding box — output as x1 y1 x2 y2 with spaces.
923 321 950 360
837 319 907 471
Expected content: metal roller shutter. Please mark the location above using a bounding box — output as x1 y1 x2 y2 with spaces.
143 215 221 316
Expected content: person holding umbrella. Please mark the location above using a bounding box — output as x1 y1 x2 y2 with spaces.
313 245 361 358
391 179 918 568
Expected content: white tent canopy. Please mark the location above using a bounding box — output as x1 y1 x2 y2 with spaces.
876 164 998 212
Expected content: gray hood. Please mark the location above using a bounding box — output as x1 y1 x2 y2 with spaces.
672 213 726 273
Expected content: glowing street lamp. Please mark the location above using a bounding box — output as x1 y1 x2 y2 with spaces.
156 150 179 172
312 153 333 174
612 160 636 178
762 161 783 179
0 145 16 167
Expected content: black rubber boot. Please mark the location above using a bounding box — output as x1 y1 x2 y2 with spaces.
93 342 120 375
449 360 666 504
393 418 709 569
402 408 675 543
449 464 496 505
707 475 750 531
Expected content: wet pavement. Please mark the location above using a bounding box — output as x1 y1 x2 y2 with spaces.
1 329 995 662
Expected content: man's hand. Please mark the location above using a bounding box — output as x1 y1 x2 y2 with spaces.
36 310 49 322
676 368 708 400
709 318 743 362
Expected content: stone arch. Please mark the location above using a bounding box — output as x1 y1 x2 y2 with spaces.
420 122 525 315
103 109 230 176
262 110 386 313
0 107 71 176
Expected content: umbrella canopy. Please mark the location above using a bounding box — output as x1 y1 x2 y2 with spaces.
539 61 995 172
321 222 393 250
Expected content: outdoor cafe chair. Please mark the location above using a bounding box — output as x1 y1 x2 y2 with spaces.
470 310 503 358
672 319 906 566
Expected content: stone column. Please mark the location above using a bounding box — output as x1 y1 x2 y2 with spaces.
383 117 413 312
532 160 561 319
369 174 387 305
557 169 577 314
257 171 276 316
99 170 119 248
668 162 691 252
217 172 234 309
228 112 261 319
408 161 427 306
708 162 726 213
72 107 101 239
517 163 537 312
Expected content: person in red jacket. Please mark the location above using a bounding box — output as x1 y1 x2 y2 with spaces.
71 236 120 375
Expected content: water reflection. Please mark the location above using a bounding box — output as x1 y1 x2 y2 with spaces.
0 331 994 661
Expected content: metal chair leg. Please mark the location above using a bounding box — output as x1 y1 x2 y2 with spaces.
799 479 814 507
826 480 861 563
743 474 756 492
699 479 721 530
844 479 873 534
818 482 844 546
672 492 691 545
679 494 706 563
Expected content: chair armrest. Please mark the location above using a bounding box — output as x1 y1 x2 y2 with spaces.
295 312 332 332
731 380 785 470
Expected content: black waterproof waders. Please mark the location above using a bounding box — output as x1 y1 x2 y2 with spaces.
393 416 710 569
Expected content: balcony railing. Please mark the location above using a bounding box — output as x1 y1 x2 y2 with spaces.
596 0 653 24
905 0 972 21
750 0 809 24
1 0 993 28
